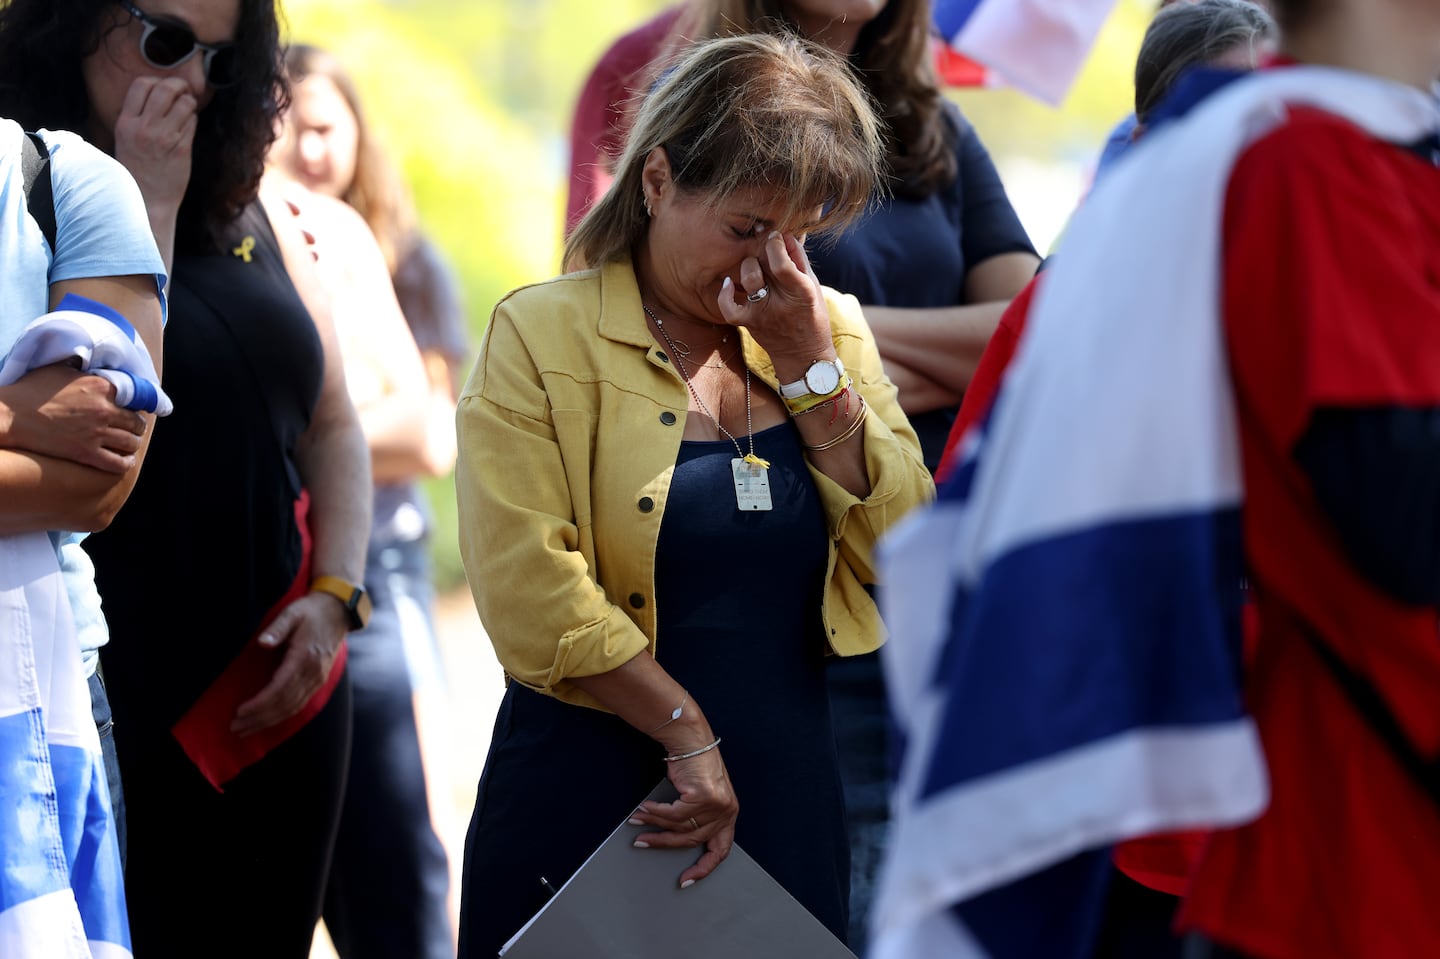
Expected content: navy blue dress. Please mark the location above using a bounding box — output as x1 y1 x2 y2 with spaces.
459 422 850 956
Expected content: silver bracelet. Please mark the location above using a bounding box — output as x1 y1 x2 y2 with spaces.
662 737 722 763
647 690 689 734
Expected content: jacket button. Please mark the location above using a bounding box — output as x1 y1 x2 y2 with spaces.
638 497 655 513
656 352 670 364
660 411 676 426
629 593 646 609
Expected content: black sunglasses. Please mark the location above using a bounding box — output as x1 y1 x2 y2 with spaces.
115 0 237 89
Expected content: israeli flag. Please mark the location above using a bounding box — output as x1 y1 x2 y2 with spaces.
0 293 171 415
932 0 1120 105
870 67 1440 959
0 292 163 958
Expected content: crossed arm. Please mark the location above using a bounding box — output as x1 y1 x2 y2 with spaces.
0 272 164 535
866 251 1039 416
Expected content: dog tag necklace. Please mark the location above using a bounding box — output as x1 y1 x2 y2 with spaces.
646 305 772 511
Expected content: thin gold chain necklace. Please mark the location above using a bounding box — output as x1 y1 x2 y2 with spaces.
645 305 769 470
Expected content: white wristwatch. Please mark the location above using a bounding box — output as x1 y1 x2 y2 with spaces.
778 358 846 400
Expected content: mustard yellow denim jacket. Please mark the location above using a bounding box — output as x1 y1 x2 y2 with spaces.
456 258 934 710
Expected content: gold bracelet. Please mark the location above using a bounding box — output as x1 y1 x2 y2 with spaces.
803 397 869 453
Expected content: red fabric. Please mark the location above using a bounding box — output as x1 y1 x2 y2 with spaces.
936 274 1038 481
565 4 685 234
1179 105 1440 958
935 46 990 87
1112 831 1209 898
170 491 349 792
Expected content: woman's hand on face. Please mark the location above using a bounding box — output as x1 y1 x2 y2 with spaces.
229 591 348 736
717 231 834 365
629 749 740 888
112 76 199 216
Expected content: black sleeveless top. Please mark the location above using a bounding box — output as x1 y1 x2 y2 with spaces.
88 204 324 733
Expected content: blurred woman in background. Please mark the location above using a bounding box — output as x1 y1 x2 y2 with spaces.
270 43 463 959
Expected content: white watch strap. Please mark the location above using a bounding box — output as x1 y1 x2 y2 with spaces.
779 358 844 399
778 376 812 399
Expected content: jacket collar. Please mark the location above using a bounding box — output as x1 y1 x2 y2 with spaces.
595 257 780 387
596 258 657 349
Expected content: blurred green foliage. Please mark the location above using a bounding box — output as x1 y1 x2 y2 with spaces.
281 0 1158 590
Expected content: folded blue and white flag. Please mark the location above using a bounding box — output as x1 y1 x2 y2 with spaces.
0 293 171 415
0 292 160 959
870 67 1440 959
932 0 1120 105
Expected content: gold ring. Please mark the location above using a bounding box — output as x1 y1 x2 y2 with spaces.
688 817 700 831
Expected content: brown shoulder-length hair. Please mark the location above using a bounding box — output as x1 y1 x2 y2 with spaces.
283 44 417 275
670 0 955 198
565 32 886 272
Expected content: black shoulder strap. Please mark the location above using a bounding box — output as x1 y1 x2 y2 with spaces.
20 131 57 255
1299 621 1440 805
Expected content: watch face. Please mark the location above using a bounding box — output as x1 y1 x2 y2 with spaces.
805 360 841 395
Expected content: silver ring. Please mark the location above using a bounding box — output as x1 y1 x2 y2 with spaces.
688 817 700 831
746 287 769 303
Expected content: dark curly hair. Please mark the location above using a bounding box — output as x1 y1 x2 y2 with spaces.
682 0 956 199
0 0 288 253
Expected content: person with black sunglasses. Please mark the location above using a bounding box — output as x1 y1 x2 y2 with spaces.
0 2 372 957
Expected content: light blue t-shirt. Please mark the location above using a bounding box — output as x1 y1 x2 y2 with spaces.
0 120 167 675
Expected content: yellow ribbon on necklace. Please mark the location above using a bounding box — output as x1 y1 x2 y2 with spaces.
743 452 771 469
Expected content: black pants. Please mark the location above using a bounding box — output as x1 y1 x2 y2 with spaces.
1091 868 1185 959
322 597 452 959
1183 937 1253 959
117 671 352 959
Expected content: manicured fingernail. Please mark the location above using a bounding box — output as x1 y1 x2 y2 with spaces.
721 276 733 291
627 818 645 827
769 231 781 241
680 879 696 889
633 841 650 849
258 633 277 647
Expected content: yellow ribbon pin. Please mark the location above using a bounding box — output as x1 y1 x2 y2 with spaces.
232 235 256 263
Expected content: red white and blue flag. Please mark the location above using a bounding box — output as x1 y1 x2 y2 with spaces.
864 66 1440 959
932 0 1121 103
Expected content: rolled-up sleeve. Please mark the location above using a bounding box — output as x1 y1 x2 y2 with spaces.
809 294 935 652
455 303 649 702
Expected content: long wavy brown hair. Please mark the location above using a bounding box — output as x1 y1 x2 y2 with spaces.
283 44 417 276
669 0 955 198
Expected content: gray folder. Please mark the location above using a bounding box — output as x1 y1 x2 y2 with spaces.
499 780 858 958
